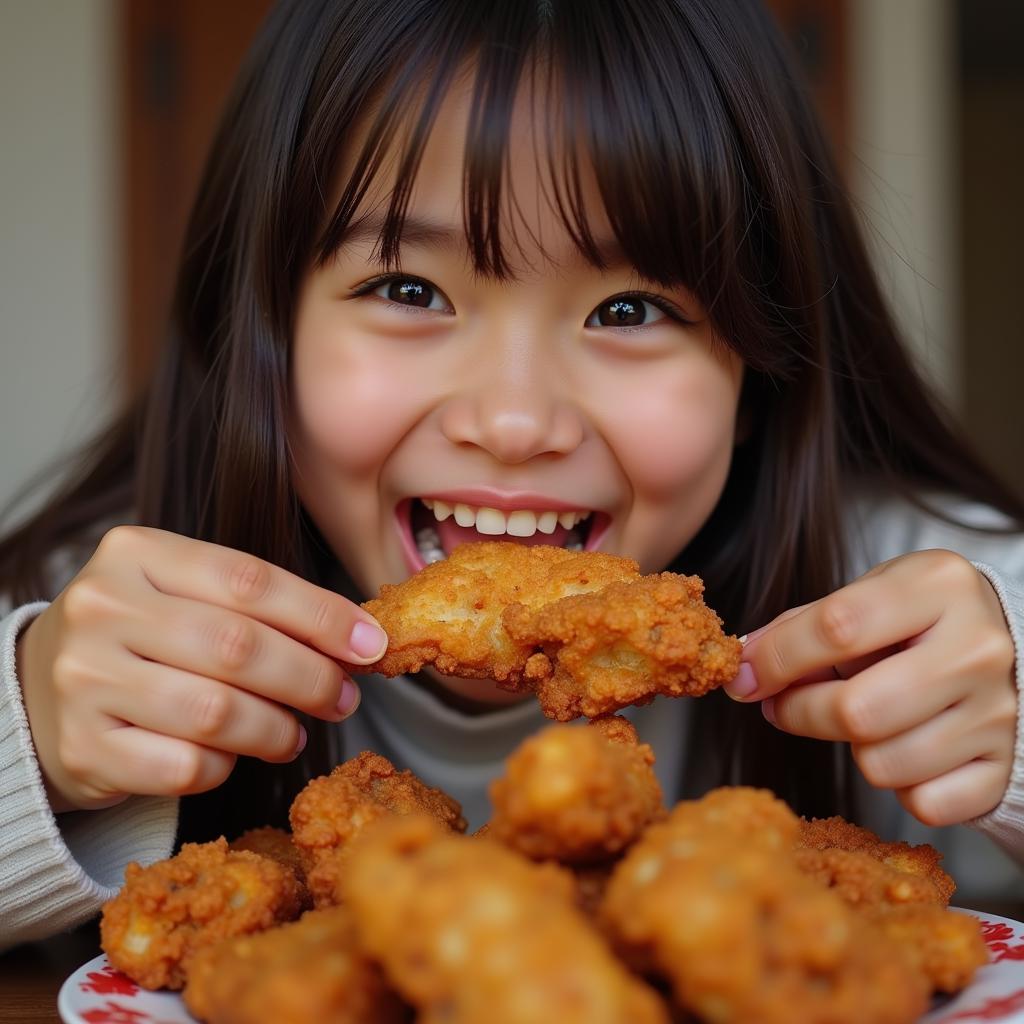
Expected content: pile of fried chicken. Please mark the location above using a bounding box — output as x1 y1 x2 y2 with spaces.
100 544 989 1023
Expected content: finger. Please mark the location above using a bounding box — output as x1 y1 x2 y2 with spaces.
116 592 358 721
731 562 944 700
97 658 312 764
100 526 388 664
728 605 817 699
896 759 1012 827
851 705 1009 790
740 602 814 646
729 662 838 703
741 582 888 649
832 642 902 681
97 726 237 798
765 644 965 742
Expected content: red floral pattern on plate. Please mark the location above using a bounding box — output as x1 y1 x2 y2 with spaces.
924 913 1024 1024
937 990 1024 1022
79 965 139 997
60 911 1024 1024
60 955 197 1024
80 1003 180 1024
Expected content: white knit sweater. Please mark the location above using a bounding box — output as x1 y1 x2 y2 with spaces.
1 492 1023 950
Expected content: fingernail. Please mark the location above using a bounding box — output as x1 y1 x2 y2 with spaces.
293 725 308 757
349 620 387 662
337 675 361 718
738 634 748 645
761 697 777 726
725 662 759 700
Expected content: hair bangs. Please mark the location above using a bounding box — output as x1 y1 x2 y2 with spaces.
545 1 739 290
311 2 541 278
308 0 811 380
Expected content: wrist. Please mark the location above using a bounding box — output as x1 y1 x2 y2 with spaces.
15 616 79 814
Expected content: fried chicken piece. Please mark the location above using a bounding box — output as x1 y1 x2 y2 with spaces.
793 845 986 992
867 903 989 993
600 789 930 1024
489 717 664 863
355 541 740 720
289 751 466 908
340 814 670 1024
182 907 408 1024
100 838 304 990
797 816 955 904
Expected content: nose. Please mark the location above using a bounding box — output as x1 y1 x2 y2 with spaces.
438 335 585 464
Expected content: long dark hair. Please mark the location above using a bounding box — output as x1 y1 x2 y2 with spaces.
2 0 1021 839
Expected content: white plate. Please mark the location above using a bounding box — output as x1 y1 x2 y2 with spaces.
59 909 1024 1024
58 952 197 1023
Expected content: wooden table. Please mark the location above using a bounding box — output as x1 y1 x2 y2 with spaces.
3 902 1023 1022
0 920 99 1022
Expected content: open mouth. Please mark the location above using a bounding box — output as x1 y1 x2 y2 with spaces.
396 498 609 571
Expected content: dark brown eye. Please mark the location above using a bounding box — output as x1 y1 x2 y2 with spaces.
387 279 434 307
586 296 667 328
599 299 642 326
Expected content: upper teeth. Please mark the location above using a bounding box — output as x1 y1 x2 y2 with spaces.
421 499 590 538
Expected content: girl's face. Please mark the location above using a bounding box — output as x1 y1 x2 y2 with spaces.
290 76 744 707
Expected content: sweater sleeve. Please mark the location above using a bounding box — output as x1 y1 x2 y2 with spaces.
0 601 178 951
968 562 1024 864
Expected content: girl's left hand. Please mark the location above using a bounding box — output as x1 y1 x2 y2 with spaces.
729 549 1018 827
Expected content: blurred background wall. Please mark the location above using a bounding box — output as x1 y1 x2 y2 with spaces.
1 0 1022 520
0 0 119 522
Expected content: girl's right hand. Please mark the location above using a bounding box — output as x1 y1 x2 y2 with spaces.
15 526 387 813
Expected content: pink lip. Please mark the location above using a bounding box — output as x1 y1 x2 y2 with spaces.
419 488 588 512
396 500 425 574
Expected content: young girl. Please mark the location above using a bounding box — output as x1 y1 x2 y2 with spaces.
2 0 1022 949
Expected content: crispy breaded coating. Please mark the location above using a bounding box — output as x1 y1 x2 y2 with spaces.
797 816 955 904
340 814 670 1024
793 847 945 908
331 751 468 827
489 717 664 863
100 838 304 990
355 541 740 720
866 903 989 993
665 784 802 851
182 907 408 1024
289 751 466 908
793 840 986 992
355 542 638 683
509 572 741 719
600 790 931 1024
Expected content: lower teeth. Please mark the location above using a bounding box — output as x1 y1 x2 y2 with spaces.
415 527 446 564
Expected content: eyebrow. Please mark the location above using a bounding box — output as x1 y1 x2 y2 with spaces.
340 211 630 268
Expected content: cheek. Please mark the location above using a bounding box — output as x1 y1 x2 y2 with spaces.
291 318 424 478
602 367 740 499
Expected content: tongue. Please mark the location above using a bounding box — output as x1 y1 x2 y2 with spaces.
435 517 572 554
